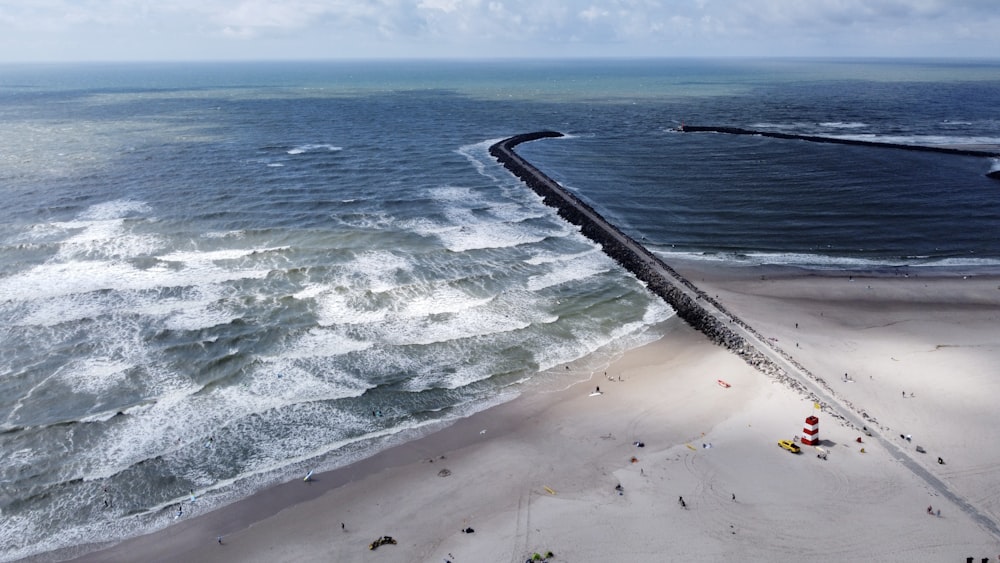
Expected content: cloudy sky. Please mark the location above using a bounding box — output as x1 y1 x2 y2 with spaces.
0 0 996 62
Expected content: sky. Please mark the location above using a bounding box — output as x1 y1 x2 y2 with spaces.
0 0 997 63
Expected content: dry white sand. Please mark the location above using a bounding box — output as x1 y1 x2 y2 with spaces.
63 265 1000 563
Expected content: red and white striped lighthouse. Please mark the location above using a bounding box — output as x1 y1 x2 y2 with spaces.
801 415 819 446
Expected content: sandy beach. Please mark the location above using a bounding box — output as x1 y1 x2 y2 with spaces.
58 264 1000 563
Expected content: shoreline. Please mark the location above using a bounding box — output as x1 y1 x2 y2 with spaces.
31 134 1000 561
48 265 1000 563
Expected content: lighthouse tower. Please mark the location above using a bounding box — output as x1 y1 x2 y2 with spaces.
801 415 819 446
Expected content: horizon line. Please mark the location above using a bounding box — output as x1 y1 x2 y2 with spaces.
2 55 1000 66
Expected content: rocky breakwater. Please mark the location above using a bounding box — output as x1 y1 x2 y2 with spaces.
679 125 1000 179
489 132 814 398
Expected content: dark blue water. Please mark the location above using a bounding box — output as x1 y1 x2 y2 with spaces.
1 59 999 561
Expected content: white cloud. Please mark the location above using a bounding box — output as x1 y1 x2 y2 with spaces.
0 0 996 61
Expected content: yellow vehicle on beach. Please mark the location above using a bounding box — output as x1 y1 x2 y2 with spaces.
778 439 801 454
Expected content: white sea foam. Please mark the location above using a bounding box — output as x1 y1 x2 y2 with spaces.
829 133 1000 147
456 138 507 180
275 328 372 359
158 246 289 265
427 185 480 203
751 122 809 131
350 250 413 293
421 179 567 253
312 276 539 346
48 203 163 262
313 289 390 326
77 200 152 221
161 303 240 332
401 361 500 391
203 230 247 239
527 257 611 292
12 293 108 327
53 358 134 396
0 258 271 304
524 248 601 266
374 305 533 347
287 144 342 155
0 204 281 308
487 202 549 223
819 121 868 129
237 361 370 404
433 221 550 252
398 288 494 319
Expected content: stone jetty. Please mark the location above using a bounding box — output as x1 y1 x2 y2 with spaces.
489 132 805 395
678 124 1000 160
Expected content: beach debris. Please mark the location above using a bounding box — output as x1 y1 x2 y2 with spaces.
437 469 452 477
368 535 397 550
543 486 556 495
916 445 926 453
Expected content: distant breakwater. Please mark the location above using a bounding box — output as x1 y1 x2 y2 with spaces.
489 132 825 404
679 124 1000 160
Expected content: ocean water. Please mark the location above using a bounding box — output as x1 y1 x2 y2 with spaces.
1 59 999 561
